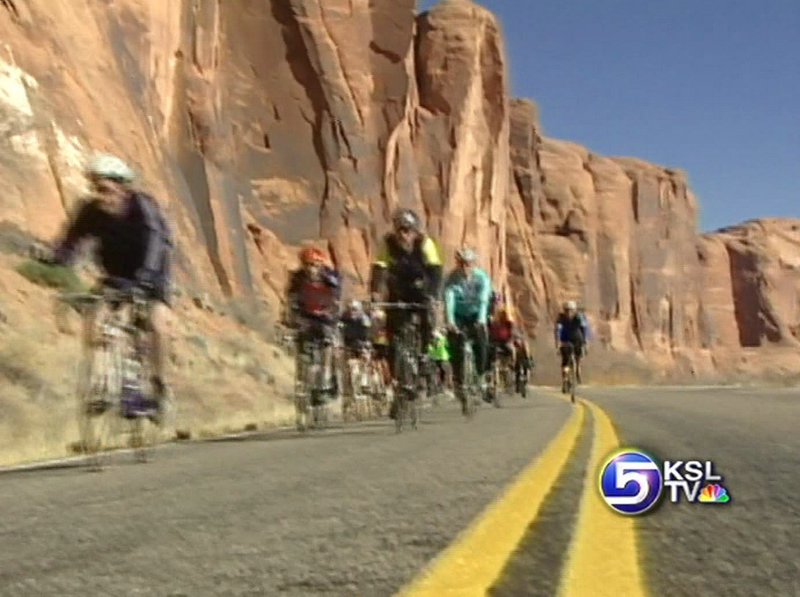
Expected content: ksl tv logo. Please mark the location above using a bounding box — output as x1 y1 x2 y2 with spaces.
598 449 732 516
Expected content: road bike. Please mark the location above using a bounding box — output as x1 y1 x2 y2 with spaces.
293 322 336 431
451 326 483 418
515 354 531 398
561 343 579 404
60 285 174 470
341 340 385 422
488 344 515 408
370 301 426 433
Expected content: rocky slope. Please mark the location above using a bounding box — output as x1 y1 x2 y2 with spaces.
0 0 797 461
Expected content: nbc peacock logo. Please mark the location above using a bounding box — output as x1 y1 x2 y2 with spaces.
698 483 731 504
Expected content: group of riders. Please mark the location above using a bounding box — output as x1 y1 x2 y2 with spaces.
35 153 591 424
284 207 591 417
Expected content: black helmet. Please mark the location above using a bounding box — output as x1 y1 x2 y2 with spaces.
391 208 421 232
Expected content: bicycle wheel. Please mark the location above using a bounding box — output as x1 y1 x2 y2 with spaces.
342 358 357 423
294 352 311 431
569 351 577 404
462 342 477 418
126 330 163 463
492 360 503 409
76 330 122 471
394 346 414 432
315 343 335 429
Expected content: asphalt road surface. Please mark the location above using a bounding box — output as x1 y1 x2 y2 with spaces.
1 386 798 596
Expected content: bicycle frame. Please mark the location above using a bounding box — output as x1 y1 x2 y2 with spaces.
369 301 426 432
60 287 158 468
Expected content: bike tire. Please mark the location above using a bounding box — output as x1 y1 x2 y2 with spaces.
76 339 119 471
569 352 577 404
462 343 477 418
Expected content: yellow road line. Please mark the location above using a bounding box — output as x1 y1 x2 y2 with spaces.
398 401 586 597
558 399 648 597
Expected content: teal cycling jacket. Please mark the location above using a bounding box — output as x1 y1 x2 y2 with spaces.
444 267 493 325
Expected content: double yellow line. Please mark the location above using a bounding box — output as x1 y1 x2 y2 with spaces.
397 395 647 597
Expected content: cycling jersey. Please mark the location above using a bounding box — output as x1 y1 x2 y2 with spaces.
428 336 450 362
443 267 493 325
340 312 372 347
489 319 514 343
370 232 443 300
556 312 589 344
53 192 173 302
287 267 341 322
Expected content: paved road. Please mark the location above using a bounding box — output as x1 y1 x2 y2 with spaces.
1 386 798 596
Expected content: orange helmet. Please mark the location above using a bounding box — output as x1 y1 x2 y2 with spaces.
299 246 326 265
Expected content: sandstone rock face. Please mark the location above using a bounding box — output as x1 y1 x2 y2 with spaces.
506 101 799 377
1 0 797 384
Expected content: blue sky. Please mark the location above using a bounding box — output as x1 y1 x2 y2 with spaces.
419 0 799 231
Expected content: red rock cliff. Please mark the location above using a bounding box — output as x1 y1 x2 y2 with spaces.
1 0 797 379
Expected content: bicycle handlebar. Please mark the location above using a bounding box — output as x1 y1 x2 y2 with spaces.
367 301 428 310
58 285 148 307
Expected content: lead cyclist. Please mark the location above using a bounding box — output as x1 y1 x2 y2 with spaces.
38 153 174 422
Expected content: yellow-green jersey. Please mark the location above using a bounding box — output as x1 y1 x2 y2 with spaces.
370 233 443 301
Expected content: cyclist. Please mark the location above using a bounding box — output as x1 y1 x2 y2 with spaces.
486 306 516 397
426 328 450 396
340 300 372 354
42 153 174 421
555 300 589 388
286 246 342 395
369 208 443 396
443 247 492 413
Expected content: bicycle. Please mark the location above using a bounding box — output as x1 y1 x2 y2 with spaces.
488 345 515 408
370 301 426 433
515 355 531 398
60 285 172 470
451 326 483 418
342 340 381 422
561 343 579 404
293 323 336 431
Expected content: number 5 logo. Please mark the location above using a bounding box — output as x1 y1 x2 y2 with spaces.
599 450 664 516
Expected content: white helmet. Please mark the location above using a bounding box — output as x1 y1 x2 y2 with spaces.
349 300 363 312
564 300 577 311
456 246 478 264
85 153 135 183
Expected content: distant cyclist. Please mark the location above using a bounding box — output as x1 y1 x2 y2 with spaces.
370 208 443 414
426 328 451 395
443 247 493 413
512 332 533 394
340 300 372 357
487 306 516 376
286 246 342 395
41 153 174 421
554 300 589 388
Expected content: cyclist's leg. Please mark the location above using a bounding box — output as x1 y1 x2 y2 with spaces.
385 308 402 381
147 301 171 397
472 323 489 379
574 342 584 383
321 323 336 392
560 345 571 373
447 329 465 388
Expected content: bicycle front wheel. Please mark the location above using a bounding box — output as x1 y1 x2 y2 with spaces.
76 339 122 471
569 352 578 403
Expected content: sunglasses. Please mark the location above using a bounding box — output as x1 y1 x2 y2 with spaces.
397 226 415 234
91 177 124 193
